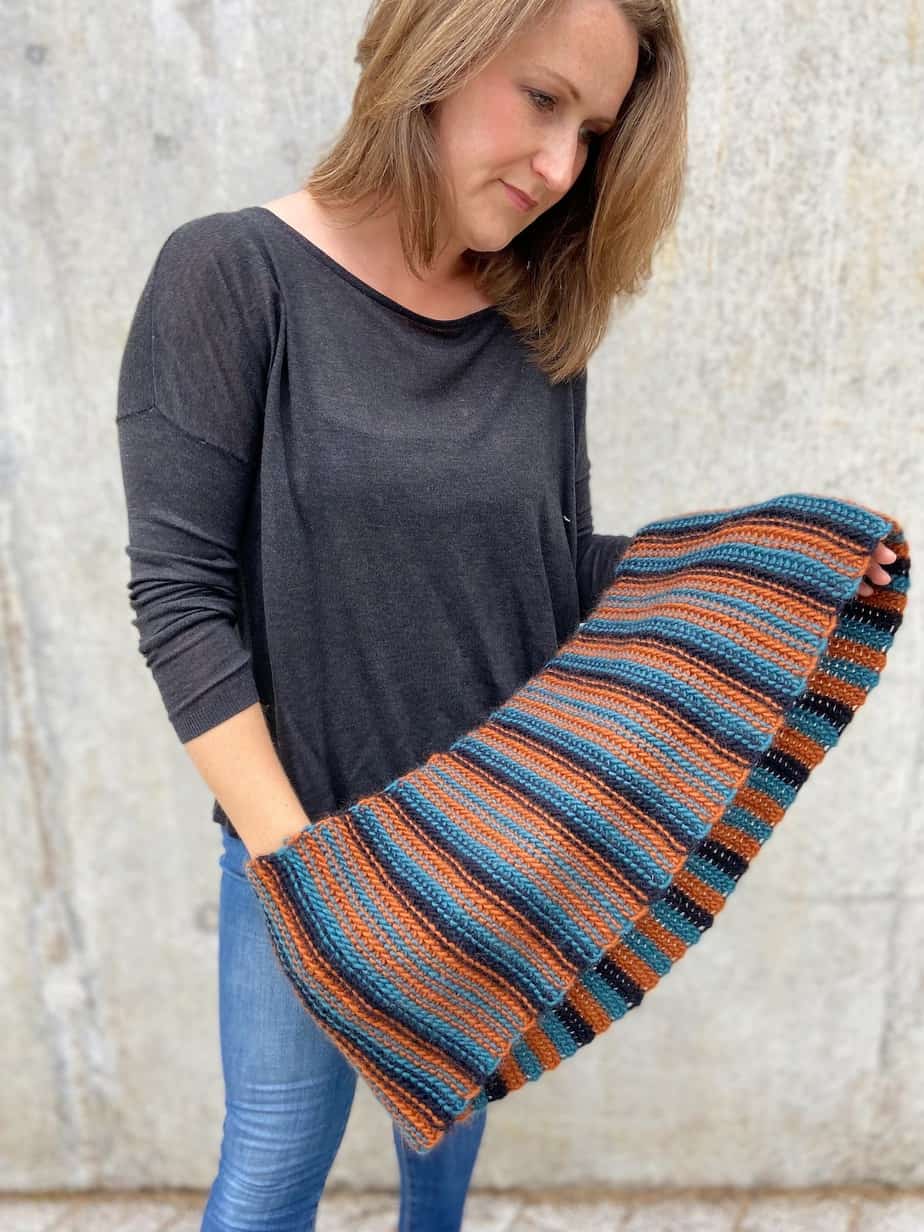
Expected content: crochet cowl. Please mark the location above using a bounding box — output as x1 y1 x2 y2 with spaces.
243 492 910 1155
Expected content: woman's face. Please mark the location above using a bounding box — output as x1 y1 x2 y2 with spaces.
429 0 639 256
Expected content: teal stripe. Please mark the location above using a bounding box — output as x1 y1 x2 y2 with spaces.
496 705 723 834
322 833 524 1038
512 1038 542 1081
619 924 674 976
280 836 497 1073
634 492 889 538
351 799 570 1008
648 896 703 946
458 734 706 896
786 705 841 748
605 542 864 604
684 851 739 896
512 686 733 805
539 1011 578 1060
431 764 632 921
392 779 601 961
252 875 467 1115
834 614 900 649
588 613 822 695
723 804 774 843
581 967 631 1021
748 765 798 808
554 655 771 756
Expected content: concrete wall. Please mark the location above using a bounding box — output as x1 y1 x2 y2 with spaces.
4 0 922 1195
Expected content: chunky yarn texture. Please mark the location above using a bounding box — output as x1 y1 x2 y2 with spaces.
244 492 910 1154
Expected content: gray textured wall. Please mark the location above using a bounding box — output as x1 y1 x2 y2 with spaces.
4 0 922 1196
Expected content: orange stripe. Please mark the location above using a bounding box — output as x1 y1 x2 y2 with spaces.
538 669 750 788
569 634 787 734
261 838 478 1101
339 799 540 1037
358 792 542 1032
604 936 665 991
249 864 460 1149
594 559 832 627
443 747 653 927
734 783 786 826
410 774 587 983
522 1022 563 1070
568 982 613 1034
674 866 726 916
496 1051 527 1092
631 514 875 583
633 909 691 962
708 818 761 861
420 770 613 948
509 689 734 834
826 633 887 671
810 669 867 709
772 723 827 770
481 722 686 894
316 804 526 1055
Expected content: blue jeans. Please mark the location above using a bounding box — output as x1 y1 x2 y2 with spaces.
201 825 489 1231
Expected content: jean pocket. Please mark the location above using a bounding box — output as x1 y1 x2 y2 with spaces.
219 828 250 882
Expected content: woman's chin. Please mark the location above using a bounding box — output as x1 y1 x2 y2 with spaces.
466 221 522 255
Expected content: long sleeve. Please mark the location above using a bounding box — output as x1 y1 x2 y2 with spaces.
573 369 634 621
114 212 281 743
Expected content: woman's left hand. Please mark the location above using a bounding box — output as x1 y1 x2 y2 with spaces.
858 540 897 597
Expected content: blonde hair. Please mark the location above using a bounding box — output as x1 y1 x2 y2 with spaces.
303 0 688 384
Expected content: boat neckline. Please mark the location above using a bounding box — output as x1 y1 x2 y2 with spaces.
248 205 501 332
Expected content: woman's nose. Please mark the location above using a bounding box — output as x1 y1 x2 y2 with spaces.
531 140 583 198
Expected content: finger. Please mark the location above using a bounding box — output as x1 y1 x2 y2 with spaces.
865 563 892 586
858 541 898 597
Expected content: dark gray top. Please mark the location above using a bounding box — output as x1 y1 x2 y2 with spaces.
115 205 632 839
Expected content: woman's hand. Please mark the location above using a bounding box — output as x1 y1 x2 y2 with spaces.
858 540 897 597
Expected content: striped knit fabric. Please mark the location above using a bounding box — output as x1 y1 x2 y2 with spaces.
244 492 910 1155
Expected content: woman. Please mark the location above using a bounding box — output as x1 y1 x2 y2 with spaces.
114 0 899 1227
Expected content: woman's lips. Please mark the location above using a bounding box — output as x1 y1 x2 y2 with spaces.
501 181 535 212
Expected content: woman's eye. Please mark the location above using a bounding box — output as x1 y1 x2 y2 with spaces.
526 89 598 146
526 88 556 112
